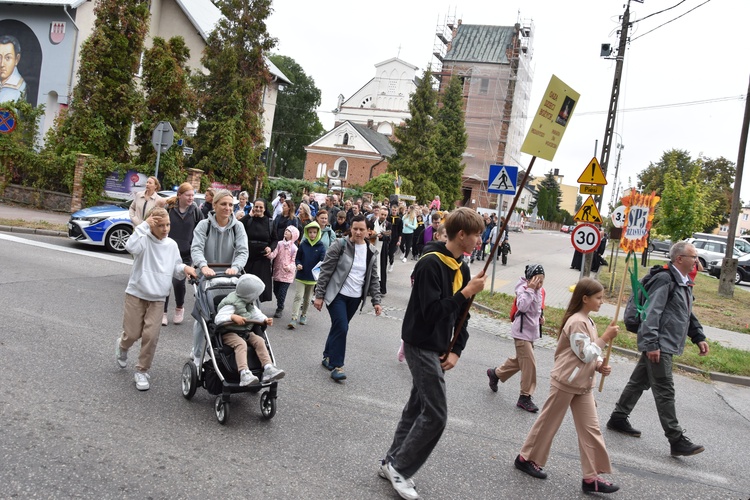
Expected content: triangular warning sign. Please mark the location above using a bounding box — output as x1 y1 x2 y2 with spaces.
574 196 603 223
488 166 516 193
577 157 607 185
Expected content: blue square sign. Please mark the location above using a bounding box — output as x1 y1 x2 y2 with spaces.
488 165 518 195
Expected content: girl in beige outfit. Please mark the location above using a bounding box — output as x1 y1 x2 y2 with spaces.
514 278 621 494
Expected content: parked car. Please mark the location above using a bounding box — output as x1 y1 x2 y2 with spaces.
691 232 750 254
707 253 750 284
691 238 744 269
648 237 672 254
68 191 205 253
560 225 570 233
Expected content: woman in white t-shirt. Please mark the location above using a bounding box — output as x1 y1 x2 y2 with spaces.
313 215 383 382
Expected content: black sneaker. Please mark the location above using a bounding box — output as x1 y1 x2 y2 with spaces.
670 434 705 457
517 395 539 413
514 455 547 479
487 368 499 392
582 477 620 493
606 416 642 437
273 309 283 318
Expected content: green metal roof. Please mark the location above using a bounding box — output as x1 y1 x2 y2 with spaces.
443 24 516 64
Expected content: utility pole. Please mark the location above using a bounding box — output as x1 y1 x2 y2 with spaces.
584 0 636 277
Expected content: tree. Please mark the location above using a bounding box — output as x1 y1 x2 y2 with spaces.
190 0 276 188
656 163 719 241
267 55 324 178
135 37 197 187
637 149 693 194
529 171 562 221
50 0 149 162
389 68 439 203
434 75 467 208
700 156 736 232
363 173 414 201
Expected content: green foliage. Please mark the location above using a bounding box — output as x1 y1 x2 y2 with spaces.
135 36 197 188
268 54 324 178
262 177 316 201
530 171 562 221
190 0 276 189
657 163 719 241
434 76 467 208
700 156 736 231
363 173 414 201
50 0 150 162
637 149 693 194
389 68 439 203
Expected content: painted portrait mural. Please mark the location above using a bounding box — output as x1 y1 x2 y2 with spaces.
0 19 42 106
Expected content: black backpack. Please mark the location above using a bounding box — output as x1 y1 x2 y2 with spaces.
623 264 677 333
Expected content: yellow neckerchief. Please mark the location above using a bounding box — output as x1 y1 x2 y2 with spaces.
421 251 462 293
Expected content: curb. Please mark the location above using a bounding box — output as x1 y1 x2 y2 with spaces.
0 225 67 238
471 302 750 388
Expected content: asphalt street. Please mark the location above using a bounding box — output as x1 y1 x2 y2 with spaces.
1 230 748 499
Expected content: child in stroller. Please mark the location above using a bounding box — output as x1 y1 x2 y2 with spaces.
214 274 286 386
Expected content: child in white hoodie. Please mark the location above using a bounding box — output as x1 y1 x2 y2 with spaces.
115 207 197 391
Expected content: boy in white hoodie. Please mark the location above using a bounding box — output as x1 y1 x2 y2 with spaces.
115 207 197 391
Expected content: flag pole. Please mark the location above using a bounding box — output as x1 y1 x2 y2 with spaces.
598 251 631 391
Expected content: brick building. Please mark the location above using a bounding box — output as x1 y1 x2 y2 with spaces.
303 120 395 190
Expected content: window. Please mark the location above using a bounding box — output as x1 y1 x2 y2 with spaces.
742 214 748 221
343 133 349 145
479 78 489 95
388 79 397 94
336 159 348 179
316 162 325 178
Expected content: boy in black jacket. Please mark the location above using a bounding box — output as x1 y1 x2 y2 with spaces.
379 208 486 500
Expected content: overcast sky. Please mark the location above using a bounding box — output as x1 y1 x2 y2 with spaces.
267 0 749 211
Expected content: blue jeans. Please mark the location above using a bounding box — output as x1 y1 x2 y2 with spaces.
322 294 361 368
386 342 448 478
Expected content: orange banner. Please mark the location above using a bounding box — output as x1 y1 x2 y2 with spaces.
619 190 660 253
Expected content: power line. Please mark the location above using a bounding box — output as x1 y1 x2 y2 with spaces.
632 0 688 24
631 0 712 42
575 94 746 116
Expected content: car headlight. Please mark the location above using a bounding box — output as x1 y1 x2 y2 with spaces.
80 216 109 225
709 260 719 266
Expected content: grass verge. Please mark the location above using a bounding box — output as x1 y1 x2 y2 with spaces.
0 218 67 233
474 289 750 377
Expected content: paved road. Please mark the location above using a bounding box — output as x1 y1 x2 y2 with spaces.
1 231 749 499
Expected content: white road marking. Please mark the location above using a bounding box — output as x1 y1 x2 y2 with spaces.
0 233 133 265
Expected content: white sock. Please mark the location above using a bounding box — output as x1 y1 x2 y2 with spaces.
263 364 272 371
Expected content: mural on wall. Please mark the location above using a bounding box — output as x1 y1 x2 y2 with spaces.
0 19 42 106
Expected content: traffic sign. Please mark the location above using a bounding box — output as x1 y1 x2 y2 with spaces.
0 108 17 134
488 165 518 195
579 184 603 195
182 147 193 156
610 205 626 228
576 157 607 185
151 121 174 153
571 223 601 254
574 196 603 224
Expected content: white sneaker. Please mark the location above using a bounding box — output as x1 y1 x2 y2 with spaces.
379 460 415 488
134 372 151 391
239 369 259 387
173 308 184 324
161 313 168 326
115 337 127 368
383 462 419 499
388 264 394 273
401 256 407 263
261 365 286 383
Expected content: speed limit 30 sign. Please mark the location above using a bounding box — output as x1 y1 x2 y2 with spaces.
571 223 601 254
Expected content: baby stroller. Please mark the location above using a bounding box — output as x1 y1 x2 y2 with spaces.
181 272 279 425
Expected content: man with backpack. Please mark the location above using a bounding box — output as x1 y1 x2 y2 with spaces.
607 241 710 457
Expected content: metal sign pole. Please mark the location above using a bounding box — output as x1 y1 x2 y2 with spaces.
155 127 164 179
490 193 504 294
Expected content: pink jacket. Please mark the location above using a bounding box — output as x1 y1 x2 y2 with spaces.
269 225 299 283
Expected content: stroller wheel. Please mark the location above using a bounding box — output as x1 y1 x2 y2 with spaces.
181 362 198 400
214 396 230 425
260 391 276 419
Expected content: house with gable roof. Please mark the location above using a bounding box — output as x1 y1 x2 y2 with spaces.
303 120 395 189
1 0 289 145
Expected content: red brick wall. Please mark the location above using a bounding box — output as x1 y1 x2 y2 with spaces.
304 150 389 188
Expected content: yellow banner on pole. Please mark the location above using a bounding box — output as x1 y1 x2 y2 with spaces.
520 75 580 161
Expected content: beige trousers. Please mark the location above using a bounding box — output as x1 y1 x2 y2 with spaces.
519 386 612 478
496 339 536 396
119 293 164 373
222 332 271 372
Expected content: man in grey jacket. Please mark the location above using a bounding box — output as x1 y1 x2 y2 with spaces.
607 241 709 456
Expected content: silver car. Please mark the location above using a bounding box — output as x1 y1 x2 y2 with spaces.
692 239 744 269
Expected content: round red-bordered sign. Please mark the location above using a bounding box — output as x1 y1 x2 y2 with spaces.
571 223 601 254
0 108 17 134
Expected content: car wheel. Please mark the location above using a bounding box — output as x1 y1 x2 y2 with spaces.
698 257 707 269
105 225 132 253
736 270 743 285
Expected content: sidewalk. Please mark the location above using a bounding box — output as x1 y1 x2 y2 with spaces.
2 200 749 354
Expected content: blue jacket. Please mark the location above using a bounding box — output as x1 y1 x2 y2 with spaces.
295 221 326 283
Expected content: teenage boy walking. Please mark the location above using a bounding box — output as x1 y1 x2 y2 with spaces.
379 207 486 499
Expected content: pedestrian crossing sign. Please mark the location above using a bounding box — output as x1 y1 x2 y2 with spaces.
488 165 518 195
574 196 603 224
